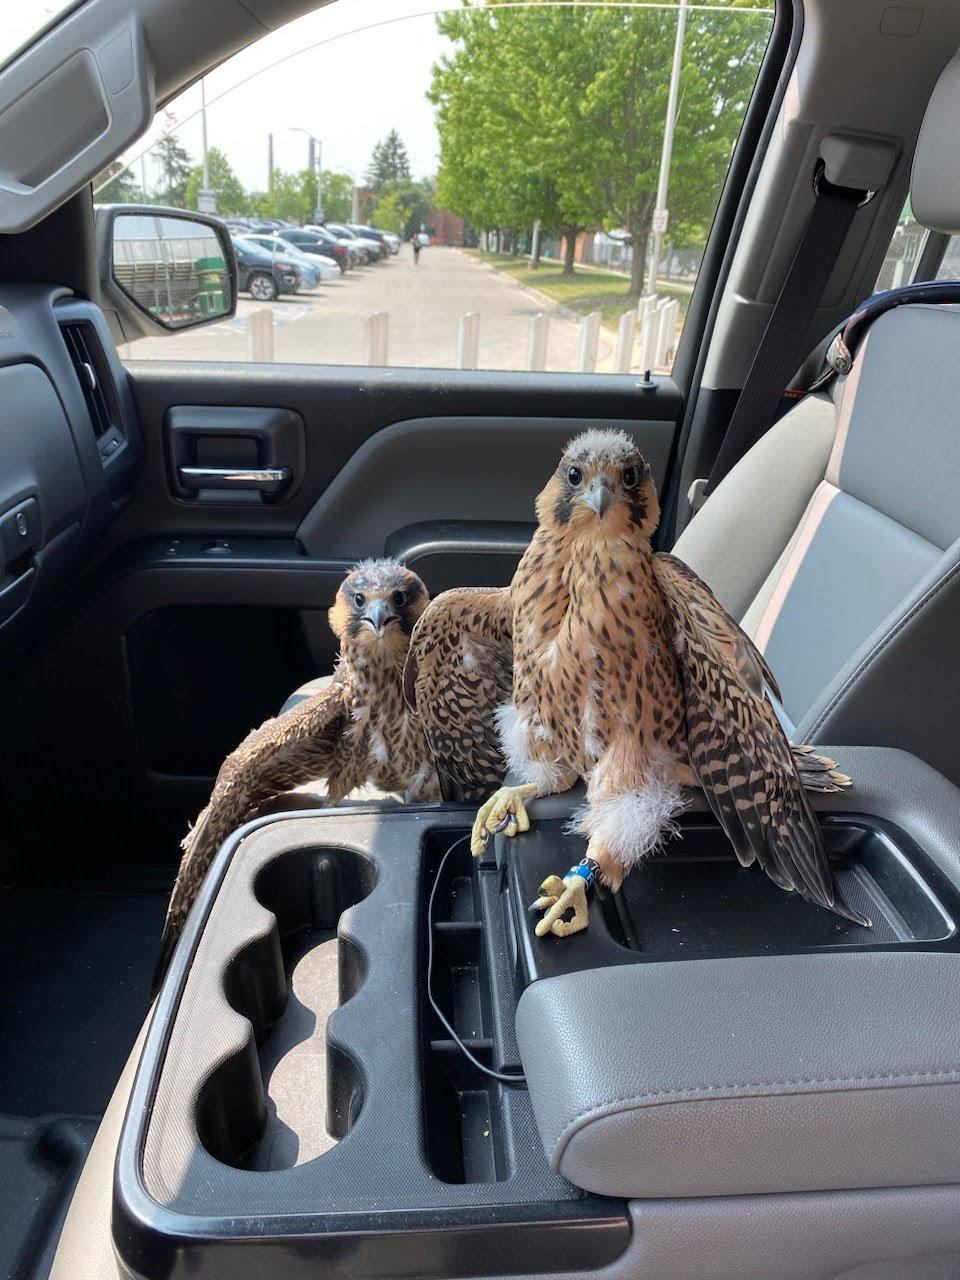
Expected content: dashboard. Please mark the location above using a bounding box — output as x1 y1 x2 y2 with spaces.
0 284 140 658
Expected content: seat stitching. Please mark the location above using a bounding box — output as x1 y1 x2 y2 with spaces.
553 1065 960 1158
804 554 960 739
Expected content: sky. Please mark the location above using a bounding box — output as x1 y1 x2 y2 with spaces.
7 1 774 201
129 0 454 193
8 0 455 195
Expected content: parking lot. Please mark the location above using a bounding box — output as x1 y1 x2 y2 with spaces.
119 246 619 372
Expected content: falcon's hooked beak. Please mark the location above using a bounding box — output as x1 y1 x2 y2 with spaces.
361 599 399 636
582 475 615 518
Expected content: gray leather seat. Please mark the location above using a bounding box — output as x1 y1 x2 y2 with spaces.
673 311 960 787
49 44 960 1280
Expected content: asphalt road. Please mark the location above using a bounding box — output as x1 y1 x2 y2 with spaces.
119 245 620 372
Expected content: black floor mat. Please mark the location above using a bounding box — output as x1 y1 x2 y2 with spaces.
0 1114 97 1280
0 886 166 1116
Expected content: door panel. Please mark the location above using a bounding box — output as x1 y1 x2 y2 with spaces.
104 364 681 545
295 413 674 558
2 362 685 862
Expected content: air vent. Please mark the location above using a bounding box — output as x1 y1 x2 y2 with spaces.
60 320 122 446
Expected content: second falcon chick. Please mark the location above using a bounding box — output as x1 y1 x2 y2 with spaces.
154 560 440 985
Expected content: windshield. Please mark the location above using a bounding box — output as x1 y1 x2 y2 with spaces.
1 1 86 70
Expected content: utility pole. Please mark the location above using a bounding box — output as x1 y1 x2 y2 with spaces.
267 132 274 188
200 78 209 190
197 76 215 212
648 0 688 296
321 138 330 225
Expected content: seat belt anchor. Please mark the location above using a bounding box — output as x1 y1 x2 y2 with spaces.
687 477 709 512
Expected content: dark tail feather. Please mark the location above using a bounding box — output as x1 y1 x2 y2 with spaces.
150 808 217 996
791 747 869 927
792 744 852 793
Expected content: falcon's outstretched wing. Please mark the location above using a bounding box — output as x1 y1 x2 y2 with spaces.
404 587 513 802
154 676 353 989
652 553 869 926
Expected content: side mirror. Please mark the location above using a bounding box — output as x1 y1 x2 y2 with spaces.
95 204 238 341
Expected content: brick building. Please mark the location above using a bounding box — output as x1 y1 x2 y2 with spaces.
430 208 467 246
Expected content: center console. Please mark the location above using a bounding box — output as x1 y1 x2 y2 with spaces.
114 747 960 1280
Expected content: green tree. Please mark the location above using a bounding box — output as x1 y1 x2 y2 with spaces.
258 168 317 223
369 189 405 235
94 160 142 203
379 177 434 238
430 8 596 277
184 147 249 215
430 1 769 295
319 171 353 223
153 134 193 208
365 129 411 190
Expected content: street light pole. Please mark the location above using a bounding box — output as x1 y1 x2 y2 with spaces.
648 0 688 295
200 77 210 192
290 127 323 223
316 137 323 223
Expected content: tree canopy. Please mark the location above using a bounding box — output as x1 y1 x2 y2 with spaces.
319 171 354 223
184 147 248 215
153 134 193 208
365 129 411 189
94 161 142 204
430 0 770 294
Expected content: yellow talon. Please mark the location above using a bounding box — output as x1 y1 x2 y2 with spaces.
533 873 590 938
470 783 538 857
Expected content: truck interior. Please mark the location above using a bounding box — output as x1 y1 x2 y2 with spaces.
3 1 960 1278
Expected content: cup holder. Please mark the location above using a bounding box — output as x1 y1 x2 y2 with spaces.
197 846 376 1171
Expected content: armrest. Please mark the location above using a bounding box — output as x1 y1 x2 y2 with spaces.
517 951 960 1198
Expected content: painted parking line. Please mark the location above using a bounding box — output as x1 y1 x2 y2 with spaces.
209 298 319 335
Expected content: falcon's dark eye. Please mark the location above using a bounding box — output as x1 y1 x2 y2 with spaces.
354 592 365 608
567 465 583 487
393 590 407 608
622 465 639 488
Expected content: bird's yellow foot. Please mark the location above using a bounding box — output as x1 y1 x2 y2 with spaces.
531 870 590 938
470 783 538 857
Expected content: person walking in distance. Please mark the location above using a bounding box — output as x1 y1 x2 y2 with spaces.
412 234 421 265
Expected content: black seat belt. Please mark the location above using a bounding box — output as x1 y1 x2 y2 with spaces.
699 164 867 503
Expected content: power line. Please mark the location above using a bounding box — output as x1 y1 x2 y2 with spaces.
94 0 774 193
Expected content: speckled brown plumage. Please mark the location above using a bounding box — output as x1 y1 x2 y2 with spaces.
154 561 440 985
462 428 865 936
404 586 513 801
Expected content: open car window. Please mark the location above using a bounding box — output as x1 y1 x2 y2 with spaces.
100 0 773 374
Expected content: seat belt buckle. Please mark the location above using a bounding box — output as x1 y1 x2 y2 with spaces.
687 477 709 512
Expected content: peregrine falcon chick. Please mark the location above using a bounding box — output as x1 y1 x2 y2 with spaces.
154 560 440 985
410 430 864 940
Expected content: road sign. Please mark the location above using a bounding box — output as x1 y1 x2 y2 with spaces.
197 189 217 214
653 207 669 234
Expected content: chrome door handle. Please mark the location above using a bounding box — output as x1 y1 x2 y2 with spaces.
178 466 293 494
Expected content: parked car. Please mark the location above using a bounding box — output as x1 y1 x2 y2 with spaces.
231 236 303 300
303 223 366 265
242 233 340 282
280 227 350 273
348 223 401 254
326 222 384 262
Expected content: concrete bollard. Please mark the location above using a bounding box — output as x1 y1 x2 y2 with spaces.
363 311 389 366
456 311 481 370
527 312 550 371
613 309 638 374
577 311 602 374
637 295 658 372
654 298 680 368
247 307 274 362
